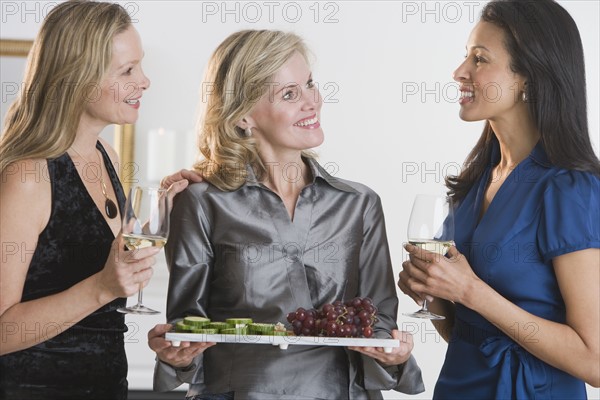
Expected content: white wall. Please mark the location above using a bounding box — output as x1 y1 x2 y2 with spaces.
2 1 598 398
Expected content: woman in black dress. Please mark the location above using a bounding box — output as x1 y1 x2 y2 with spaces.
0 1 160 398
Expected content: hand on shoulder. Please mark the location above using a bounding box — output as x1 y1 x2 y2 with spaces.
160 169 204 203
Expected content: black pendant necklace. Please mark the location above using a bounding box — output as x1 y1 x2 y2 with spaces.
71 145 118 219
101 180 119 219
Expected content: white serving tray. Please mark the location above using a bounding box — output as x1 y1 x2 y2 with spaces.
165 332 400 353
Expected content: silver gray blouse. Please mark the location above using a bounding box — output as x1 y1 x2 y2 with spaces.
154 158 424 399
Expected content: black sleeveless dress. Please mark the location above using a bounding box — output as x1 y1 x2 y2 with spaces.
0 142 129 400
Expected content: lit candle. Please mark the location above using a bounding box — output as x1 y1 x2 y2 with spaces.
147 128 176 182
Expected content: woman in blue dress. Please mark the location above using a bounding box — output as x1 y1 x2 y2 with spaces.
398 0 599 398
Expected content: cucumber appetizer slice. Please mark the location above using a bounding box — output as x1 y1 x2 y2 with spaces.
183 316 211 328
206 322 229 332
226 318 253 328
175 321 193 333
248 323 275 335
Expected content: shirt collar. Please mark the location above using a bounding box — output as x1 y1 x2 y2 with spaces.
245 157 358 193
306 157 358 193
490 139 552 168
529 141 552 167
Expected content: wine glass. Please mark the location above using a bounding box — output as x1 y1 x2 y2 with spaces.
117 186 169 315
403 194 454 320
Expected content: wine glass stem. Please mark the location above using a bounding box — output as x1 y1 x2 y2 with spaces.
137 284 144 305
422 299 429 311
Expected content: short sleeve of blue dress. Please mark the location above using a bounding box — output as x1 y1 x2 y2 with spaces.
537 170 600 262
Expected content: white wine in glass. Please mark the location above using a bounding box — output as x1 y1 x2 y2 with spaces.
404 194 454 320
118 186 169 315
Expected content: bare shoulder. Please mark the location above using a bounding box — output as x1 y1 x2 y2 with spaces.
1 158 51 193
1 159 52 233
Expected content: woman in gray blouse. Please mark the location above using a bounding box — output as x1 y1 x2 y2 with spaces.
149 30 424 400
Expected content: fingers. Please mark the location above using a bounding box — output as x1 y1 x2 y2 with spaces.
168 179 189 196
160 173 180 191
147 322 217 364
148 328 173 352
120 255 155 283
400 259 434 302
123 253 154 287
148 324 175 352
110 236 159 270
404 243 437 265
137 267 154 287
350 330 414 366
160 169 204 192
397 270 424 306
347 346 375 355
122 246 161 262
348 344 402 366
175 342 214 359
149 324 173 339
160 174 176 190
157 341 216 367
114 234 161 260
394 330 414 350
446 246 461 261
179 169 204 183
100 236 161 298
392 330 414 364
117 245 157 288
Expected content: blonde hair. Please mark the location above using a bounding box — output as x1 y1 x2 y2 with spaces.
0 0 131 174
195 30 315 191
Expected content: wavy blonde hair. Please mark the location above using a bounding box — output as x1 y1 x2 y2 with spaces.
195 30 315 191
0 0 131 174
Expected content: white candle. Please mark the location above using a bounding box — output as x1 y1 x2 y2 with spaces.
147 128 176 182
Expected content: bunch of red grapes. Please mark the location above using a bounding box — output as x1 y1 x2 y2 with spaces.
286 297 378 338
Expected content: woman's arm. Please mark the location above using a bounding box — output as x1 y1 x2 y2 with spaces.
0 160 158 355
426 299 455 342
405 245 600 387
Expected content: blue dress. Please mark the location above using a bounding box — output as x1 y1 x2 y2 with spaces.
434 142 600 399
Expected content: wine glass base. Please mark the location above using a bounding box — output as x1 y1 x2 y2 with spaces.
403 310 445 320
117 304 160 315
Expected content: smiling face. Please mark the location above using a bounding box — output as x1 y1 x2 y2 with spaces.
453 21 527 123
81 26 150 129
244 51 324 159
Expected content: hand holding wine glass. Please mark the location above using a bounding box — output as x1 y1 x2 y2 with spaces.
403 194 454 320
118 186 170 315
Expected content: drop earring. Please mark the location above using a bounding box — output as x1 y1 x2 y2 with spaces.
522 82 529 102
245 127 253 137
